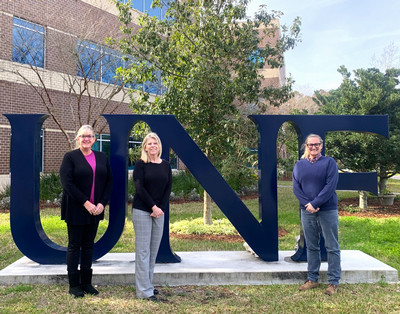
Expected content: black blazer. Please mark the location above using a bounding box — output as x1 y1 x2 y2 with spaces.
60 149 113 225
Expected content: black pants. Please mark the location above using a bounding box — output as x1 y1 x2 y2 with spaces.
66 222 99 272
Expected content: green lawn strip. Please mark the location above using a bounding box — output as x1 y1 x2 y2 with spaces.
340 216 400 271
0 284 399 313
1 183 399 311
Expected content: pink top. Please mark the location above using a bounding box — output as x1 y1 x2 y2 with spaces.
84 151 96 204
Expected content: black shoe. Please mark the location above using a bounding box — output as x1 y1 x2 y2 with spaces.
153 288 159 295
81 284 99 296
80 269 98 295
69 286 85 298
147 295 158 302
68 271 84 298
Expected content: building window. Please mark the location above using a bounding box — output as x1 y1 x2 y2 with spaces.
102 49 124 84
77 41 125 84
77 40 164 94
77 41 102 81
92 134 111 156
12 17 45 68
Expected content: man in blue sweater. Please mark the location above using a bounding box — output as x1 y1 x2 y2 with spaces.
292 134 341 295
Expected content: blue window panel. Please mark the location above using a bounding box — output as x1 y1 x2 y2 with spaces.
77 41 101 81
101 53 114 83
102 50 124 84
12 17 45 68
77 40 131 86
98 134 111 158
93 134 110 158
144 81 158 94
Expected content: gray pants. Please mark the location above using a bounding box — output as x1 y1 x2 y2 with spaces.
132 208 164 298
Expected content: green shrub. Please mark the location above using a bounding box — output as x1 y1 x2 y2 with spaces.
0 184 10 210
170 217 238 235
127 177 135 195
172 171 203 196
40 172 63 201
0 184 10 199
220 163 257 193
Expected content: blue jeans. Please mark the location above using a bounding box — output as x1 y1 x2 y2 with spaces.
301 209 341 285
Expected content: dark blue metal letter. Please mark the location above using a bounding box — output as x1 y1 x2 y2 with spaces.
5 114 66 264
249 115 388 261
6 114 389 264
5 114 127 264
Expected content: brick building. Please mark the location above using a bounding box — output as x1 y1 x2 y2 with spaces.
0 0 285 189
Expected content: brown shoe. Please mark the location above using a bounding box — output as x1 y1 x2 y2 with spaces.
325 284 338 295
298 280 319 291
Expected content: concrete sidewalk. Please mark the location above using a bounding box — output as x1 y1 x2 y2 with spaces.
0 250 398 286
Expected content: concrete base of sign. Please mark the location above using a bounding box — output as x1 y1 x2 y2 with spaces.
0 250 398 286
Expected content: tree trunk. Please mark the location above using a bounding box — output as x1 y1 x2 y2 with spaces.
378 177 388 194
358 190 368 209
203 190 212 225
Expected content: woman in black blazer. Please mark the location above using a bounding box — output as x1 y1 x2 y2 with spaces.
60 125 112 298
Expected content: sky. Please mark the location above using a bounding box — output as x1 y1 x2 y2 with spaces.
247 0 400 95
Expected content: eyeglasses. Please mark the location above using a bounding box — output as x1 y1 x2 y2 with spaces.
306 143 321 148
79 135 94 139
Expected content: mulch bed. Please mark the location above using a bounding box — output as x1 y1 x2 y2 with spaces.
338 197 400 218
170 227 290 243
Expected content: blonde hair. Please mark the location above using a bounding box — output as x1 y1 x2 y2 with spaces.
140 132 162 163
301 134 323 159
75 125 95 149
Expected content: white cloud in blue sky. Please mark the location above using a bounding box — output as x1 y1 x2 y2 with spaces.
247 0 400 95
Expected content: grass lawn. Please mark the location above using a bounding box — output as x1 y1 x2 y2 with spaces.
0 181 399 313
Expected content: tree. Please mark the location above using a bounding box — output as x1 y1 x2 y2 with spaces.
114 0 301 224
7 9 128 149
371 42 400 72
315 66 400 207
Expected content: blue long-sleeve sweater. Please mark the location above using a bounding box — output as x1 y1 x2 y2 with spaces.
292 156 339 211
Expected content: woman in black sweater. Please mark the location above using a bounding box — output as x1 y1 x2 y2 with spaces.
60 125 113 298
132 132 172 301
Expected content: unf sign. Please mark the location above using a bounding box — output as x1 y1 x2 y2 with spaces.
4 114 388 264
